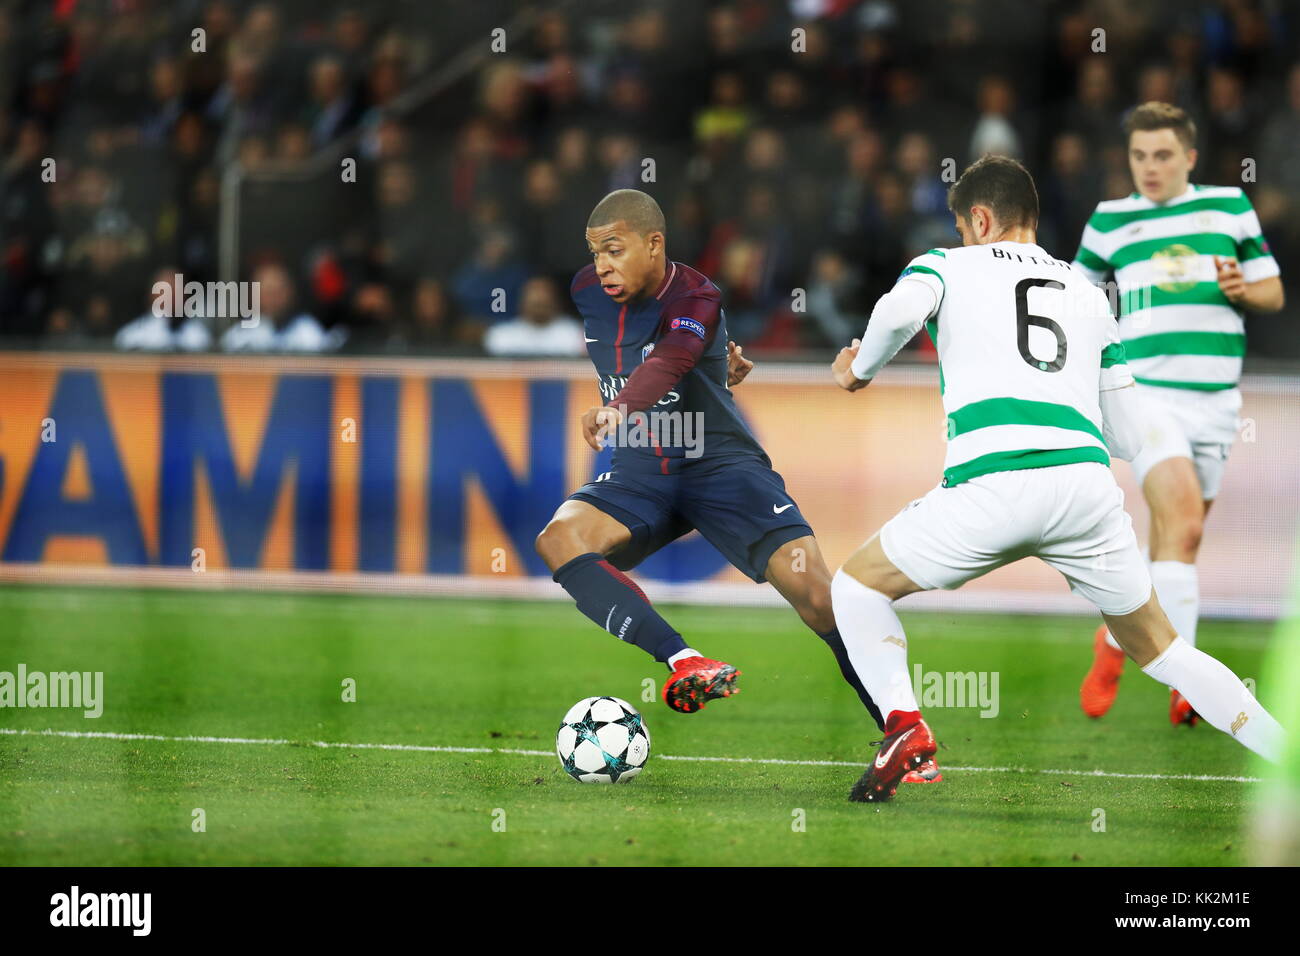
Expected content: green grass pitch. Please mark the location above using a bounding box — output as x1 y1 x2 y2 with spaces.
0 584 1271 866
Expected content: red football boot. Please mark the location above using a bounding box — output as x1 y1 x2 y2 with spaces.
1080 624 1126 718
849 718 937 802
902 757 943 784
662 656 740 714
1170 689 1200 727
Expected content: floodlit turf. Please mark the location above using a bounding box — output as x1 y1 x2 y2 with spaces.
0 585 1273 866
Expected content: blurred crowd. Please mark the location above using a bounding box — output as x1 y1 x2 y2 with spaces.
2 0 1299 357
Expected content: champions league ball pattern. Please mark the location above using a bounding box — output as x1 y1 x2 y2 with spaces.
555 696 651 783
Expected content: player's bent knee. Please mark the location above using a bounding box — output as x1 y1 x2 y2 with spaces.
536 504 632 571
1175 519 1204 557
1153 513 1204 560
839 536 915 599
797 581 837 634
836 558 878 595
535 517 583 570
533 522 559 565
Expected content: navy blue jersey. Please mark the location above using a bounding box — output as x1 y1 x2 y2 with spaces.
570 260 765 473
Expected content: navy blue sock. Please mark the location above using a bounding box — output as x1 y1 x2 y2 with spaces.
818 626 884 730
553 552 687 664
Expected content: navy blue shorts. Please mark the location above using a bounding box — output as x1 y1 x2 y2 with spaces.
568 454 813 583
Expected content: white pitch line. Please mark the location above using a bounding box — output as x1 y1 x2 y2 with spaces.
0 727 1263 783
660 753 1262 782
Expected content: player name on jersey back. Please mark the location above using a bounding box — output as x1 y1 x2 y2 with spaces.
898 242 1129 487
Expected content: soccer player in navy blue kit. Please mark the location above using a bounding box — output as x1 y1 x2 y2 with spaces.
535 190 939 777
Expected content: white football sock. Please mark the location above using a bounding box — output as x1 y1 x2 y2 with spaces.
1103 561 1198 651
831 570 919 721
1141 637 1284 762
1150 560 1199 647
667 648 702 667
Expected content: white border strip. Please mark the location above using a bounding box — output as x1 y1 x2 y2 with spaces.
5 350 1297 392
0 727 1262 784
0 562 1281 619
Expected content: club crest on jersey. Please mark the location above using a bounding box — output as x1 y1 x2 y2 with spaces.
642 342 655 360
670 316 707 339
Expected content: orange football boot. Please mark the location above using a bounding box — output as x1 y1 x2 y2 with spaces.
1170 689 1200 727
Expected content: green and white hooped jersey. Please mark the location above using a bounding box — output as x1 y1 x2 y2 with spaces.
1072 184 1279 392
899 242 1129 488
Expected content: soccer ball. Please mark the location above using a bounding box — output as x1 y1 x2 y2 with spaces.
555 696 651 783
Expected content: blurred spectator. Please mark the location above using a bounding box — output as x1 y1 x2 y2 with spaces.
0 120 54 338
483 276 584 357
357 39 409 159
370 160 429 283
805 249 867 348
698 182 792 341
303 55 359 149
115 268 213 352
829 128 885 241
1040 132 1104 254
1062 58 1120 146
453 226 529 324
140 58 185 145
408 277 471 350
1135 63 1178 111
860 172 911 303
1202 67 1252 184
1260 65 1300 197
208 48 278 168
346 279 407 352
695 71 751 144
518 159 585 282
175 166 220 282
594 131 642 193
274 123 312 168
968 75 1024 162
0 1 1297 356
51 208 150 343
895 132 948 220
221 262 342 353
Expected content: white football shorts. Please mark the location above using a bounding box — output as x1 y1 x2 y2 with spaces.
1128 384 1241 501
880 460 1152 616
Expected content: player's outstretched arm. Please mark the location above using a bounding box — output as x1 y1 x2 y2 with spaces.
726 340 753 386
1216 256 1285 312
832 338 868 391
1098 330 1144 461
581 331 747 451
607 295 721 415
1099 382 1145 461
832 278 936 391
580 405 624 451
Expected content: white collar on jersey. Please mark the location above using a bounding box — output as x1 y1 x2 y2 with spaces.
652 262 678 300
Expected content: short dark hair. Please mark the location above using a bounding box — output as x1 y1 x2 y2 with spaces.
1123 101 1196 150
587 189 666 236
947 155 1039 229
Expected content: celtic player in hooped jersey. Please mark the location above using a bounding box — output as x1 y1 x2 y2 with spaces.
826 156 1283 803
1074 103 1285 728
